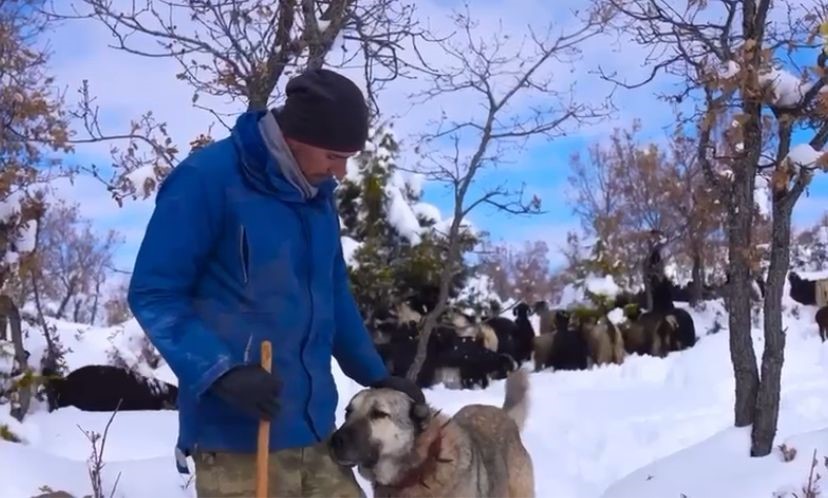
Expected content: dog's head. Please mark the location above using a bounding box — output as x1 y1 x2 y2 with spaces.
329 387 431 481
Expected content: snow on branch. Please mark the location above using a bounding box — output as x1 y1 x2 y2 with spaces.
385 181 424 245
786 144 828 172
0 191 40 267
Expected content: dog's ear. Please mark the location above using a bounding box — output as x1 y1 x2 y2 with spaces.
409 402 431 431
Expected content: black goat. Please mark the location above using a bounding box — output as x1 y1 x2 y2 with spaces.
482 315 519 358
789 272 817 306
442 335 517 389
511 302 536 364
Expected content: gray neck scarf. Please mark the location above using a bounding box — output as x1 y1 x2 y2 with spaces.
258 110 318 199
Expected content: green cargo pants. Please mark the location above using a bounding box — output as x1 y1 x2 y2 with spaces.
193 438 366 498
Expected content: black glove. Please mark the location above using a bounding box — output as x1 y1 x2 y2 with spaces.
210 364 282 419
372 376 425 405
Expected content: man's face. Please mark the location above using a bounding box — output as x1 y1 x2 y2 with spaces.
286 137 357 185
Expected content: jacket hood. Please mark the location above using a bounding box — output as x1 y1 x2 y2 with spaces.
231 110 337 203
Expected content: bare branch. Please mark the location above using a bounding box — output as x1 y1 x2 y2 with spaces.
404 2 611 381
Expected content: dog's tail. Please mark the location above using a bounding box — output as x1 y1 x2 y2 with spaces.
502 368 530 432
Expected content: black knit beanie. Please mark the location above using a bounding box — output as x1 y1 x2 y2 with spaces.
274 68 369 153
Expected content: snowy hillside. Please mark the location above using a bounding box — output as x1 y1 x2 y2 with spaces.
3 280 828 497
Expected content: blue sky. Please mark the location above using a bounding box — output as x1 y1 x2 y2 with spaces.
37 0 828 274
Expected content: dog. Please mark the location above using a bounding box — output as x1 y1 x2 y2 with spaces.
329 369 534 497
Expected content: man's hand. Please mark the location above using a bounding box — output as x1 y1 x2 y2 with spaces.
210 364 282 419
371 376 425 404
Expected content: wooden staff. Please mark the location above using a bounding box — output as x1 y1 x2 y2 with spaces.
256 340 273 498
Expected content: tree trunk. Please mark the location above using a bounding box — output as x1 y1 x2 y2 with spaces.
751 111 814 456
725 0 774 429
751 192 794 456
55 281 76 319
30 268 60 373
727 150 760 427
2 295 32 422
690 245 704 307
405 224 464 383
90 279 102 326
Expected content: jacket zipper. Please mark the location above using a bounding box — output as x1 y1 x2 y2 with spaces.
295 207 320 439
239 225 249 285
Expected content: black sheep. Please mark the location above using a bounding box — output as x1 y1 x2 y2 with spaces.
44 364 178 412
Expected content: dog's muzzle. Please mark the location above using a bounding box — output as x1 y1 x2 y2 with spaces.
328 425 378 468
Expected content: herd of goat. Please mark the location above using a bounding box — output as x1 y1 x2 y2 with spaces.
18 271 828 413
370 274 698 390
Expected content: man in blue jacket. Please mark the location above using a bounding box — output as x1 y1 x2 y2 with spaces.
128 68 422 497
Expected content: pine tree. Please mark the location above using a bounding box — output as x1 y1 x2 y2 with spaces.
335 121 477 325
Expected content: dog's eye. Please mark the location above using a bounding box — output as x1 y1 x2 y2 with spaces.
371 409 389 419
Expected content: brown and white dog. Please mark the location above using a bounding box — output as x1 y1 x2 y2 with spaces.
329 369 535 497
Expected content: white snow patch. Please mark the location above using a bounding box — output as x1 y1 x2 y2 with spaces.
385 183 422 244
557 273 622 308
607 307 626 326
345 156 363 182
124 166 157 195
406 173 425 198
585 274 621 298
603 427 828 498
411 202 441 223
787 144 825 170
755 174 772 217
718 60 740 79
0 190 39 263
340 236 361 267
759 67 810 108
456 275 499 306
0 191 24 222
432 216 477 238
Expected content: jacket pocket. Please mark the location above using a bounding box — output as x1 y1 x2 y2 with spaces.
239 225 250 285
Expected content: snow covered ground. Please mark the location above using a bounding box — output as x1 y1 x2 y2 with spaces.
3 288 828 497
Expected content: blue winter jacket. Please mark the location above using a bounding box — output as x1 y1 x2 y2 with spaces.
127 110 389 459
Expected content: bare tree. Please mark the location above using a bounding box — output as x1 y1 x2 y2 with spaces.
103 278 132 326
567 133 628 277
0 0 71 421
402 3 612 381
42 0 437 204
510 241 556 304
475 241 513 300
665 121 728 305
476 240 556 304
603 0 828 456
750 48 828 456
567 121 693 300
33 201 122 324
